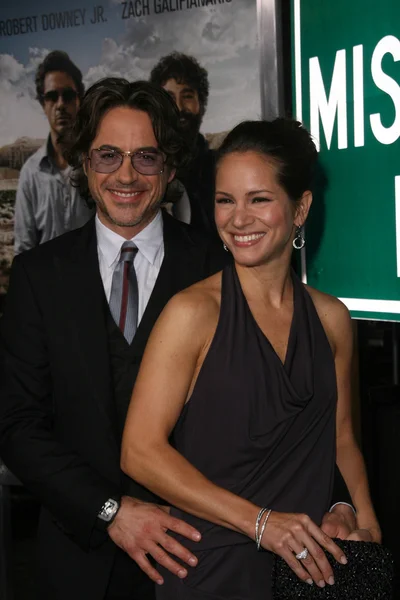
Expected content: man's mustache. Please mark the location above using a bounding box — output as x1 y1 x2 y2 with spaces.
56 112 71 119
179 111 199 124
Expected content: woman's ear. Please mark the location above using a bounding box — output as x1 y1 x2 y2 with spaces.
294 190 313 227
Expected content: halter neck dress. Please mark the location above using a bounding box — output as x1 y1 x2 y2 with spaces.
157 262 337 600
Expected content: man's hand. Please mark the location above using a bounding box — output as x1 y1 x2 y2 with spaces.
321 504 356 539
107 496 201 585
321 504 373 542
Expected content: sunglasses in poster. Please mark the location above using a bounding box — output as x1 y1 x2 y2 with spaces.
42 88 79 104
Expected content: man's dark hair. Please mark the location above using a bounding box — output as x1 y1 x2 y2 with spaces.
35 50 85 104
66 78 191 202
149 52 209 115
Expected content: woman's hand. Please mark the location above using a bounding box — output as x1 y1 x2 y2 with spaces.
321 504 356 539
355 512 382 543
346 528 373 542
261 511 348 588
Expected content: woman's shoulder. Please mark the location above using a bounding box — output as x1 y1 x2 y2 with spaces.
305 285 350 320
305 285 352 353
162 271 222 329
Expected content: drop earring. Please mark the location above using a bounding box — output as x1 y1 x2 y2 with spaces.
292 226 305 250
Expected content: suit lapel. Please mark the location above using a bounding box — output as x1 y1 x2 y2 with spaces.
54 219 119 455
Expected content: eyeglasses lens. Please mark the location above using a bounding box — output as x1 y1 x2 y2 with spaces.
90 150 164 175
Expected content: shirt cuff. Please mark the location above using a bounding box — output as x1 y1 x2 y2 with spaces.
329 501 356 516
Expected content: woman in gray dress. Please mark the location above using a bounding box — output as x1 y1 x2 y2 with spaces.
120 119 380 599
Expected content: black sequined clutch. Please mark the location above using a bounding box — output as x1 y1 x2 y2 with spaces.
273 539 394 599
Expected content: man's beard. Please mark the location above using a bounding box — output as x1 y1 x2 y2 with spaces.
179 111 202 143
94 194 162 228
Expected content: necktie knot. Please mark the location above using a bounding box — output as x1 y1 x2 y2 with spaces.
120 241 138 264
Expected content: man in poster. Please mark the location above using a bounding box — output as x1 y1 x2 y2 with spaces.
150 52 217 237
14 50 94 254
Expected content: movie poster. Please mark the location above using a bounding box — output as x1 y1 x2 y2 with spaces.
0 0 261 294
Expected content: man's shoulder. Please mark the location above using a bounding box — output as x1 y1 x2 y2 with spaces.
19 143 47 175
15 219 94 269
163 210 215 249
162 211 229 273
197 134 216 161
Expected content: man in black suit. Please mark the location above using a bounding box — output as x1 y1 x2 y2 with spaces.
0 79 226 600
0 78 357 600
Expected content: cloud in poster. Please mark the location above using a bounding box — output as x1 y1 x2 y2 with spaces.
0 0 260 146
118 0 261 132
0 49 49 146
87 2 261 133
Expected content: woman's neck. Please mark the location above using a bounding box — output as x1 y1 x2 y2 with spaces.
235 259 293 308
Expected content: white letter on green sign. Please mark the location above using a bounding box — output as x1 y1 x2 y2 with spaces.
370 35 400 146
309 49 347 152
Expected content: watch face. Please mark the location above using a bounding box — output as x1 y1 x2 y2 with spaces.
104 500 116 515
100 498 119 521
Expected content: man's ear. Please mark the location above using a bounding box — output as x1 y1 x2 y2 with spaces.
167 167 176 184
294 190 312 228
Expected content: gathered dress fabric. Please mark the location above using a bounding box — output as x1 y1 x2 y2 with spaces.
156 263 337 599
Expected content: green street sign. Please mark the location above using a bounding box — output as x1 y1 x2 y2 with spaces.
292 0 400 321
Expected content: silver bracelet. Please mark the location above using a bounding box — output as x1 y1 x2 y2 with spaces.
255 507 268 544
329 502 356 517
257 508 272 551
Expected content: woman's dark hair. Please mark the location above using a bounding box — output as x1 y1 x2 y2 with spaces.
149 52 209 115
66 78 191 202
216 119 318 202
35 50 85 104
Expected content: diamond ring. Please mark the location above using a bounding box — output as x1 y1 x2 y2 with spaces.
295 548 309 560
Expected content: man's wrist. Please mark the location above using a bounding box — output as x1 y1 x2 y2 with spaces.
96 496 122 531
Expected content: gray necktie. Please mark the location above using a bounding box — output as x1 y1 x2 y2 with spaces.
109 242 139 343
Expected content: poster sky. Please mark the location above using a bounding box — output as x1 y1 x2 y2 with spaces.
0 0 261 146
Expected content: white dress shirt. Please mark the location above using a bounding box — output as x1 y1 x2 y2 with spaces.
96 211 164 324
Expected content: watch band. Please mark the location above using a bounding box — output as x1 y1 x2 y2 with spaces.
96 497 121 531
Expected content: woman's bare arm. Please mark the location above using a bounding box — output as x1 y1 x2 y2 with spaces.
311 290 381 543
121 286 260 537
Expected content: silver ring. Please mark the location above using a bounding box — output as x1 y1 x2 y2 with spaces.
295 548 309 560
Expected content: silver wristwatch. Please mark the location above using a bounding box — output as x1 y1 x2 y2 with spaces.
97 497 121 527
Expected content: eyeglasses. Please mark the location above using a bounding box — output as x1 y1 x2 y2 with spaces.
88 148 165 175
43 88 78 104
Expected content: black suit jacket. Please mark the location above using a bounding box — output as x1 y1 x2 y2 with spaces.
0 212 227 599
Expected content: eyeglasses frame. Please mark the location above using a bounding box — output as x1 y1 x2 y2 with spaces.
87 147 166 175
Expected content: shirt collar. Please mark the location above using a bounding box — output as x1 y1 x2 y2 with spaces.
38 135 56 173
95 210 163 268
